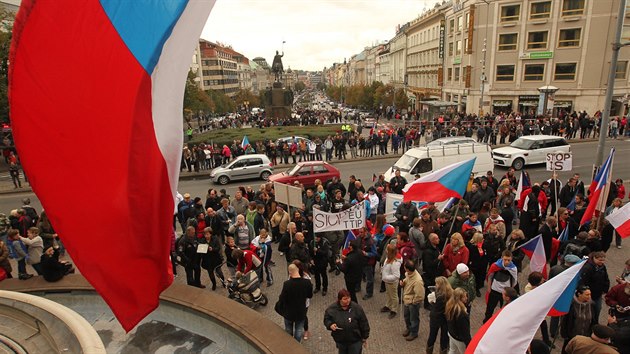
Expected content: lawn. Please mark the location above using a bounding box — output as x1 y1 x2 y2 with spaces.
189 124 345 146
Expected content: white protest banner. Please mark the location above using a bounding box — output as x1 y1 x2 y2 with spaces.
313 201 366 232
385 193 449 223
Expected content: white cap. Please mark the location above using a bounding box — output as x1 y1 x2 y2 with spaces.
456 263 469 275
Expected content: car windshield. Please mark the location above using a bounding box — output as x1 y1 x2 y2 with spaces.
510 138 534 150
393 155 418 172
288 165 301 175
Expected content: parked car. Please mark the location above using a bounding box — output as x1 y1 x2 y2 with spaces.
210 154 273 185
268 161 340 187
426 136 477 147
492 135 571 170
363 117 377 128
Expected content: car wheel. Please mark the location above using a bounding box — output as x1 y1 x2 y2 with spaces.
260 171 271 180
217 175 230 185
512 158 525 170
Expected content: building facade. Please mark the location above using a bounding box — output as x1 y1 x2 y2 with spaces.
443 0 630 116
197 40 239 97
390 25 409 91
405 6 445 110
376 44 391 85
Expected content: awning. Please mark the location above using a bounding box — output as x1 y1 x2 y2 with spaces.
492 100 513 107
418 100 459 107
520 102 538 106
554 101 573 108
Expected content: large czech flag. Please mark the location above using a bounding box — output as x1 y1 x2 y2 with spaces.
606 202 630 239
467 260 585 353
9 0 215 331
402 157 475 202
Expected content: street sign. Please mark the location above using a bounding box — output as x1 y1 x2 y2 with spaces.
546 152 573 171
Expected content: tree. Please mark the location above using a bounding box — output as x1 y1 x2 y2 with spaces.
394 88 409 110
207 90 235 114
294 81 306 93
316 82 326 91
234 89 260 109
183 70 215 114
0 10 15 123
374 84 395 108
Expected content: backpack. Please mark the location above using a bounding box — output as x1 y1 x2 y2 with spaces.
7 239 28 261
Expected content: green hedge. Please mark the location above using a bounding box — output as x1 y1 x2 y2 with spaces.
189 124 345 146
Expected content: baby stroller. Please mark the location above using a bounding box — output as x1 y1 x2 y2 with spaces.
215 263 268 309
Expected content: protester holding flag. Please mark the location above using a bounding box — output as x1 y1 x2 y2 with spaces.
338 239 365 303
579 252 611 320
558 207 579 242
505 229 527 271
605 198 624 249
539 216 559 263
483 250 518 323
446 288 471 354
560 286 598 353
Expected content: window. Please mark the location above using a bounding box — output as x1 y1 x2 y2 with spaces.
527 31 549 49
297 167 311 176
465 13 470 29
456 40 462 55
411 158 433 175
562 0 585 16
554 63 577 80
498 33 518 51
246 158 263 166
450 18 455 33
312 165 329 174
448 42 454 56
616 61 628 79
500 4 520 22
530 1 551 19
558 28 581 47
524 64 545 81
454 67 461 81
447 68 453 81
496 65 515 81
457 16 463 31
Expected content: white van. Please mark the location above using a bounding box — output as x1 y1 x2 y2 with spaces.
383 143 494 182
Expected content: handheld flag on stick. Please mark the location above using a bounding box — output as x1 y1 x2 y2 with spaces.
241 135 250 149
517 234 548 278
515 170 531 201
402 158 476 202
9 0 215 331
580 148 615 225
467 261 585 353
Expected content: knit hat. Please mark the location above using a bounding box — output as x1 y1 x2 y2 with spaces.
564 254 581 264
592 324 615 340
456 263 469 275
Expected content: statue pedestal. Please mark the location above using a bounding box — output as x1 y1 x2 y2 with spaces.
264 83 293 119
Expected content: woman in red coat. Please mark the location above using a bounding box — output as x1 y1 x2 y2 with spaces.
442 233 469 277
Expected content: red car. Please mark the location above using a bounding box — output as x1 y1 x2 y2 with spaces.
268 161 340 187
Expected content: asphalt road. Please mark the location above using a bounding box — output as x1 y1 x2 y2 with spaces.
0 139 628 214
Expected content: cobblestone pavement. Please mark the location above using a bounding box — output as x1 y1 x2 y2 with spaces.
169 243 627 354
7 239 627 353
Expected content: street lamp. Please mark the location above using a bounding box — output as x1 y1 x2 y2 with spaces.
537 85 559 117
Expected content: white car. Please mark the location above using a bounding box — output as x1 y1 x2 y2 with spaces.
492 135 571 170
210 154 273 185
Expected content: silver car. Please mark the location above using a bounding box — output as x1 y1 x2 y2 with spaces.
210 154 273 185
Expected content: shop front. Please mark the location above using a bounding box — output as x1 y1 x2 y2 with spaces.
492 100 513 115
553 100 573 118
518 95 540 116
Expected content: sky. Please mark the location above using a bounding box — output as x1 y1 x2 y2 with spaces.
201 0 441 72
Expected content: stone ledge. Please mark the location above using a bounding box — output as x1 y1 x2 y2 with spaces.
0 275 307 354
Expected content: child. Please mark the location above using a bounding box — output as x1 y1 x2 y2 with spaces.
20 227 44 275
251 228 273 286
7 229 32 280
224 236 238 278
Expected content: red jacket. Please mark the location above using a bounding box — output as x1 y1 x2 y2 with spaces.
236 250 261 274
605 283 630 308
442 244 470 274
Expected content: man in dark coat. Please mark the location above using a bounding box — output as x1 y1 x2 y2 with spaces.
395 200 419 234
389 169 408 194
277 263 313 342
422 233 443 308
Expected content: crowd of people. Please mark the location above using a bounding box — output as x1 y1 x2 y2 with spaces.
168 161 629 354
181 109 630 174
0 198 73 283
